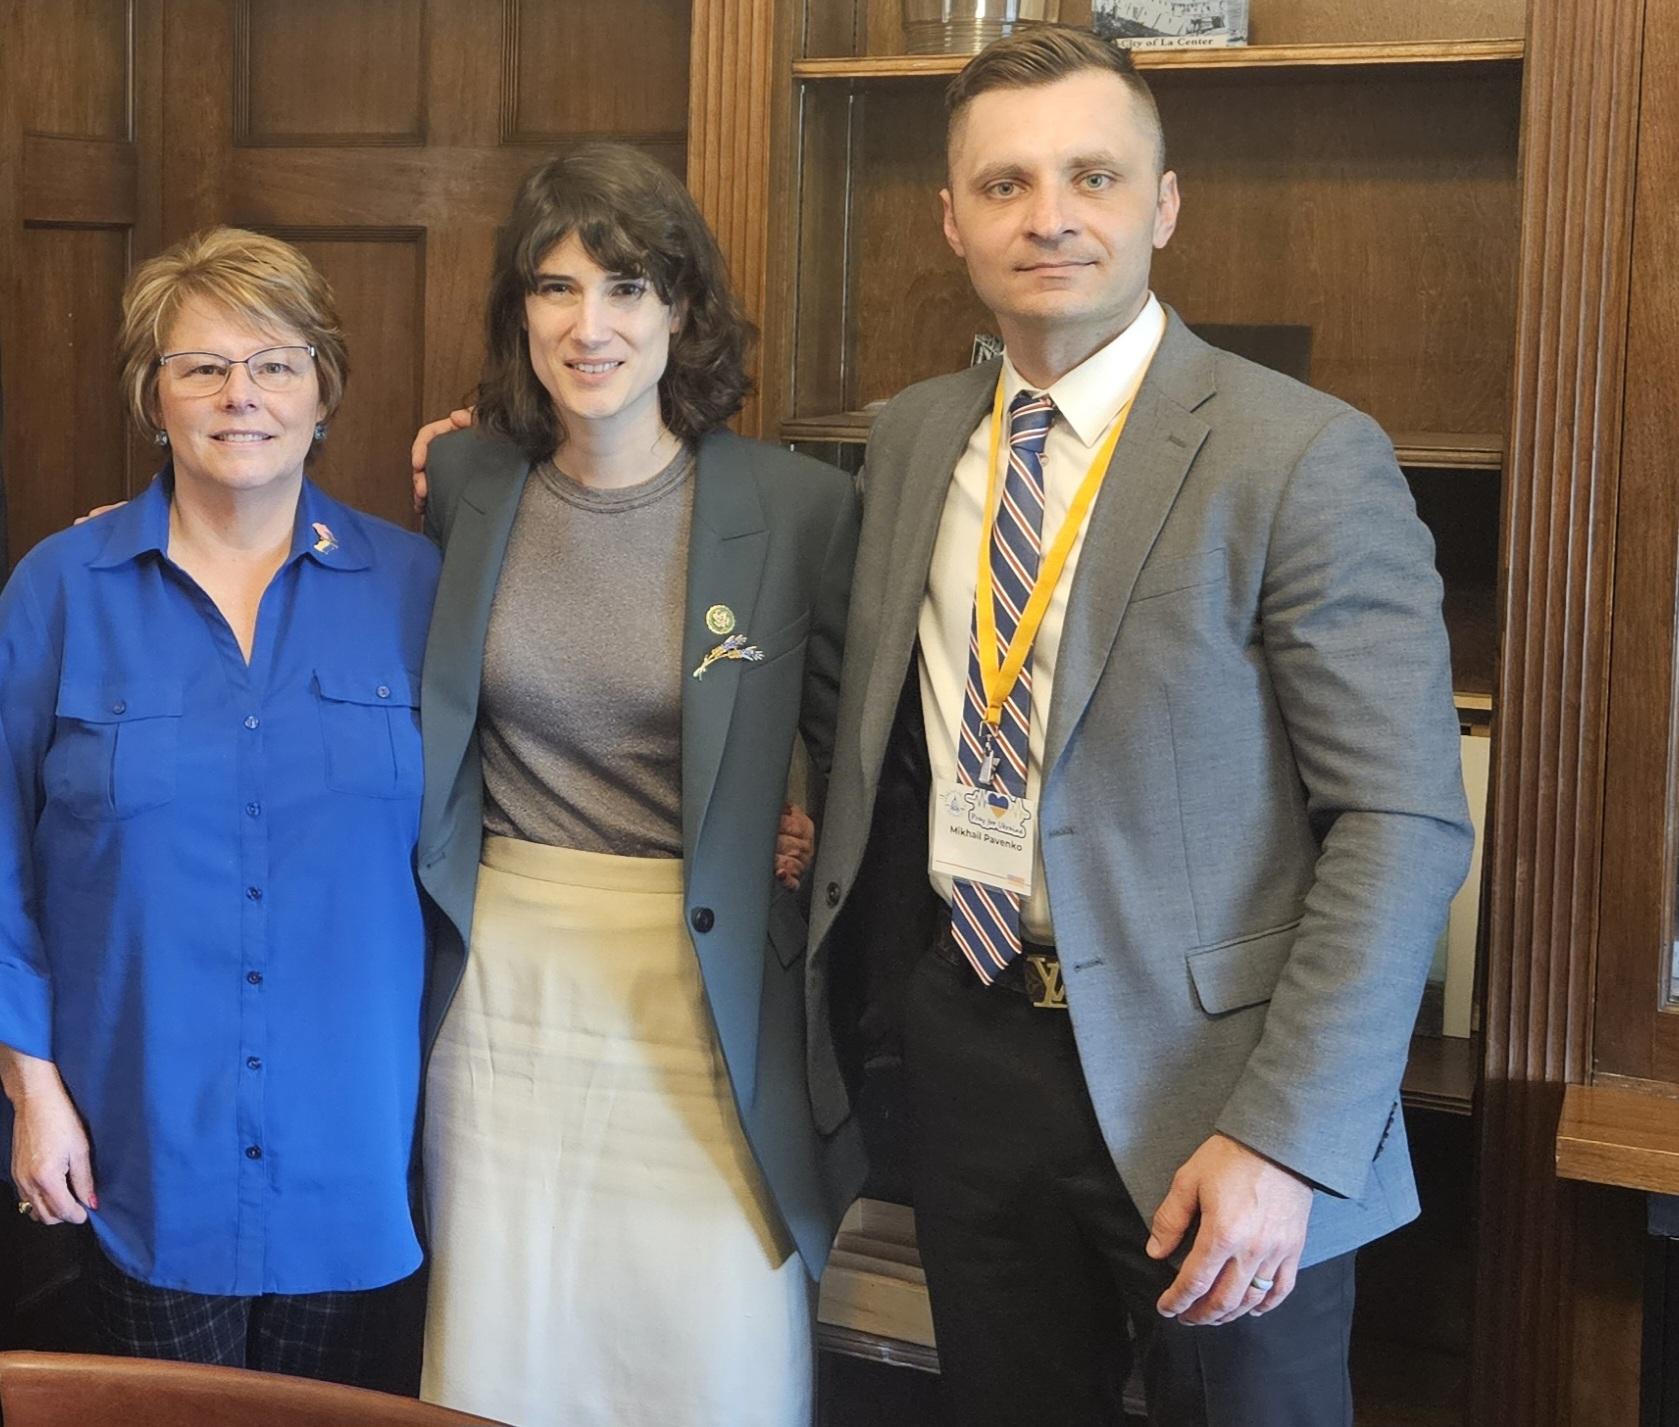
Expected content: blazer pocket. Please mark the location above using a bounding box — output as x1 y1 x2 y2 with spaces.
1185 919 1301 1015
746 610 812 668
1131 546 1227 603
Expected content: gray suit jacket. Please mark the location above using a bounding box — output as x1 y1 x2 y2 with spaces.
416 424 867 1278
807 312 1473 1266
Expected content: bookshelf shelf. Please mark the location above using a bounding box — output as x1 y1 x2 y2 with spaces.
793 38 1524 82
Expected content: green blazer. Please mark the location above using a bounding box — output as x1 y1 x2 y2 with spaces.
415 424 865 1278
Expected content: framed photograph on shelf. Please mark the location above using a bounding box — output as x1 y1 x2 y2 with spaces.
1092 0 1250 48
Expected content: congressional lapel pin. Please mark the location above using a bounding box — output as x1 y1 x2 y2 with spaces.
705 603 736 635
311 521 339 555
691 632 764 680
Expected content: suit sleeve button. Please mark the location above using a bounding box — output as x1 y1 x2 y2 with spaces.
690 907 715 933
826 882 841 907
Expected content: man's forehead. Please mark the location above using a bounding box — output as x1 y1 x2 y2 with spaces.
948 76 1155 173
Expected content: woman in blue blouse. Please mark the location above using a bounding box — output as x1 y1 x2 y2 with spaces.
0 228 438 1384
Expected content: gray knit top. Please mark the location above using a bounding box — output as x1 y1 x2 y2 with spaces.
478 447 694 857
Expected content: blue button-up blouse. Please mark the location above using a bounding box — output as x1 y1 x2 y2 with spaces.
0 471 440 1294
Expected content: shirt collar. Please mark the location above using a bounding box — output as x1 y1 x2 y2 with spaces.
1000 291 1167 449
86 466 372 571
291 478 372 571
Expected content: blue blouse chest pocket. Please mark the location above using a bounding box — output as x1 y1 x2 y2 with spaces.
48 679 183 820
314 666 423 799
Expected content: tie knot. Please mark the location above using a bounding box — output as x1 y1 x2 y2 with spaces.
1008 391 1055 455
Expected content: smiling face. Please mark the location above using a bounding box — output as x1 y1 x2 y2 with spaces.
941 69 1179 368
154 295 323 499
523 232 679 446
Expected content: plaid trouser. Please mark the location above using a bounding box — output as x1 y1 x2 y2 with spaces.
84 1241 378 1388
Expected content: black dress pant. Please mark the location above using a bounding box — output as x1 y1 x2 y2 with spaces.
83 1240 382 1389
903 946 1356 1427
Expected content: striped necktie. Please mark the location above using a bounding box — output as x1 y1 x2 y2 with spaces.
949 389 1055 983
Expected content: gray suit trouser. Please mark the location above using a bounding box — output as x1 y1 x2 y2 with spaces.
904 940 1356 1427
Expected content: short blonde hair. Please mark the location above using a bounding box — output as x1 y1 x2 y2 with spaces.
117 227 349 440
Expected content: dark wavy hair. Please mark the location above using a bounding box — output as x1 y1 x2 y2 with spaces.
475 143 755 460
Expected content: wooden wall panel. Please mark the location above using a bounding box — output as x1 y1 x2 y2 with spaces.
10 227 134 557
1472 0 1647 1420
2 0 159 570
17 0 130 140
688 0 788 436
1594 0 1679 1084
236 0 425 146
281 231 425 531
509 0 690 141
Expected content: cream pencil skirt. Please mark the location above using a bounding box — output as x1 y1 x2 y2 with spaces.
420 836 812 1427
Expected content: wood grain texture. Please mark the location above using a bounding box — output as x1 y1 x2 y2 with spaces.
687 0 785 435
1596 0 1679 1086
21 136 138 227
16 0 130 140
236 0 426 146
1471 0 1646 1421
275 230 425 532
8 227 134 561
1558 1082 1679 1193
795 40 1524 77
509 0 691 142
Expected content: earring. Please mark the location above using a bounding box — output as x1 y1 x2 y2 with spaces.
154 431 169 447
313 422 327 442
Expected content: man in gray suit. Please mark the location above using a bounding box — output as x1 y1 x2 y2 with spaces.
805 28 1472 1427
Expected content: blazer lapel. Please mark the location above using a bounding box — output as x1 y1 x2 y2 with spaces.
856 363 997 797
681 430 769 858
1043 315 1214 782
419 453 531 861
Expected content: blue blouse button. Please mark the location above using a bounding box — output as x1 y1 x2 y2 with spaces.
244 715 260 730
111 700 127 715
376 685 391 699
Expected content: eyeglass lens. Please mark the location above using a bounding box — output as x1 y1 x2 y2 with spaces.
160 347 314 396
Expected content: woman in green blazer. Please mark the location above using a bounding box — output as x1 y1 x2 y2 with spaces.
411 144 865 1427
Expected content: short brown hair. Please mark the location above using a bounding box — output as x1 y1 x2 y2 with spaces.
945 26 1166 174
117 226 347 442
475 143 755 461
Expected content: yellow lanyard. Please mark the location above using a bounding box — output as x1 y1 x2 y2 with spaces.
975 379 1133 728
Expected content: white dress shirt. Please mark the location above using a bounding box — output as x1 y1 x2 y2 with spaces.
918 293 1167 941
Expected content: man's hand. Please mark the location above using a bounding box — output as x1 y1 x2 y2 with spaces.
2 1053 96 1226
1146 1132 1312 1326
775 803 815 889
410 407 474 514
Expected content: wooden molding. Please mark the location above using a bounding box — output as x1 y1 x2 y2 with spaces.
687 0 786 438
793 37 1524 80
1472 0 1647 1421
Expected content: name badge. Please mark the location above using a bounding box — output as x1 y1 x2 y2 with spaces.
929 777 1036 897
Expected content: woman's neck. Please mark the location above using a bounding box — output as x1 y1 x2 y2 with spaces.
167 467 301 568
556 411 684 491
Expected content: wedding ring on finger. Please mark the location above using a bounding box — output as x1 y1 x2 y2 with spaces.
16 1200 33 1216
1250 1275 1276 1293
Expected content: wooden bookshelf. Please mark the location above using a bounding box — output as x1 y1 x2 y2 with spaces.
794 38 1523 81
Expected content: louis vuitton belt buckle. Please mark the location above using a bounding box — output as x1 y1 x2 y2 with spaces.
1022 950 1068 1010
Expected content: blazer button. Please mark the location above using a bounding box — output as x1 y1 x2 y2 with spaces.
826 882 841 907
690 907 715 933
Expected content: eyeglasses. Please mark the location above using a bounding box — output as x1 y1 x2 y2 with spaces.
157 345 317 397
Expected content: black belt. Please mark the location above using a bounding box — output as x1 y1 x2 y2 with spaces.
933 918 1068 1010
